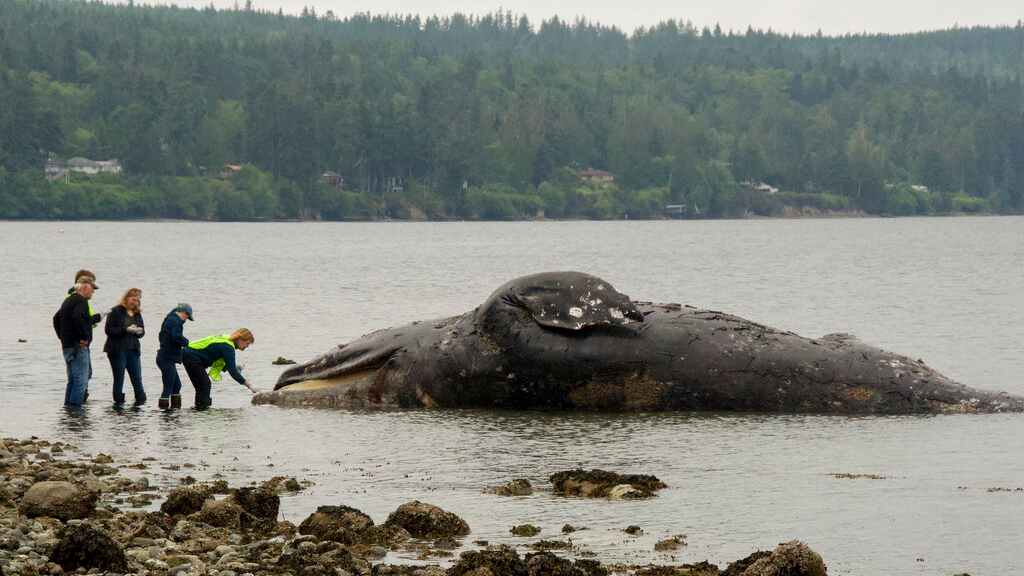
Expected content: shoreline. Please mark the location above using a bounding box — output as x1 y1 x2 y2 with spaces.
1 436 829 576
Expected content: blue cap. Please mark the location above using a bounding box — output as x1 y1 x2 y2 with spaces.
176 302 194 321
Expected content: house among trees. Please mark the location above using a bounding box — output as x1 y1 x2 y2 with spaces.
219 165 243 180
580 168 615 183
740 181 779 194
323 171 345 188
46 158 121 182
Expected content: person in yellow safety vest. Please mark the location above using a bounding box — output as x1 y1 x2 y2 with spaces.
181 328 257 409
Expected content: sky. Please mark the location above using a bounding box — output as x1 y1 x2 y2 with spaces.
141 0 1023 36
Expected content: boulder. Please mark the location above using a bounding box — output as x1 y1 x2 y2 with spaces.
549 469 667 499
50 524 130 573
486 479 534 496
449 545 528 576
19 481 97 520
231 486 279 520
728 540 827 576
160 485 213 517
299 504 375 544
192 498 245 529
384 501 470 539
525 551 586 576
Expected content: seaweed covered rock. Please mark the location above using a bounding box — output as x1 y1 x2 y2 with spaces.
384 501 470 539
300 504 376 544
525 551 586 576
449 545 528 576
486 479 534 496
549 469 667 499
19 481 97 520
231 485 280 520
160 485 213 517
276 541 366 576
192 497 246 528
50 524 130 573
725 540 826 576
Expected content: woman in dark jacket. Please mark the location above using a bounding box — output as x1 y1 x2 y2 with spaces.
103 287 146 404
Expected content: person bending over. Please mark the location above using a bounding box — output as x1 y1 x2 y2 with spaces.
182 328 257 409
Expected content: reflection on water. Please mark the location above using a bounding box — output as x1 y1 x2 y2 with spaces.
2 218 1023 575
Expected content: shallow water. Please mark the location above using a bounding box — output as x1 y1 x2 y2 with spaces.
1 217 1022 575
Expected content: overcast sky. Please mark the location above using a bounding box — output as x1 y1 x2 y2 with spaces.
143 0 1022 35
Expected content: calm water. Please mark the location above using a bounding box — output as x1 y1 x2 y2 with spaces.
1 217 1023 575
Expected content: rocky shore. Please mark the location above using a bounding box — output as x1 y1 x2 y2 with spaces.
0 436 835 576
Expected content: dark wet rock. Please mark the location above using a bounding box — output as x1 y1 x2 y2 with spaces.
160 485 213 516
372 564 447 576
634 561 719 576
384 501 470 539
19 481 97 520
300 504 376 544
128 511 173 540
624 525 643 535
510 524 541 537
486 479 534 496
273 356 297 365
448 545 529 576
231 486 280 520
562 524 578 533
573 559 608 576
262 475 304 493
727 540 826 576
721 551 771 576
192 497 246 529
276 542 366 576
525 551 586 576
50 523 130 573
550 469 667 499
654 535 687 551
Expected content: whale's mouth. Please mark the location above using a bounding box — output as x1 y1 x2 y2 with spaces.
274 367 382 391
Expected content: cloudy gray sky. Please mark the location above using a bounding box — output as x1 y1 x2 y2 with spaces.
148 0 1021 35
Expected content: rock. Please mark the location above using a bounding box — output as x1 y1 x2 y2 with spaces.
20 481 97 520
161 486 213 517
192 498 245 529
384 501 470 539
271 357 296 365
729 540 827 576
299 505 375 544
653 535 687 551
230 487 279 520
510 524 541 537
448 545 528 576
550 469 667 499
50 524 130 573
526 551 586 576
486 479 534 496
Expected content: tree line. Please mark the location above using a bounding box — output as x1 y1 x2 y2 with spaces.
1 0 1022 220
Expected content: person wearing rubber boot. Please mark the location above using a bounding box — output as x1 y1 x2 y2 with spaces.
156 303 193 409
103 287 146 405
182 328 257 409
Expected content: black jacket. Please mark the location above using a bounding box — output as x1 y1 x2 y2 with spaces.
103 305 145 354
54 293 93 348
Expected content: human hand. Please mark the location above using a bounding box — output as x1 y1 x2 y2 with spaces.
100 308 113 320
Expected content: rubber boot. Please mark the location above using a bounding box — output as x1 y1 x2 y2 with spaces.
134 393 147 405
158 397 170 409
113 393 126 404
170 394 182 409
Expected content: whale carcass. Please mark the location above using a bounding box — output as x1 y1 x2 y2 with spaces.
253 271 1023 414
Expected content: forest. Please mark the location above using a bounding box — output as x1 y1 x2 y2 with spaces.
1 0 1023 220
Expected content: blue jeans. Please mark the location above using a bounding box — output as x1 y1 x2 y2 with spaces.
108 349 145 402
63 345 91 406
156 354 182 398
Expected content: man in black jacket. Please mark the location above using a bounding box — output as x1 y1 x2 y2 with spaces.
54 276 100 405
